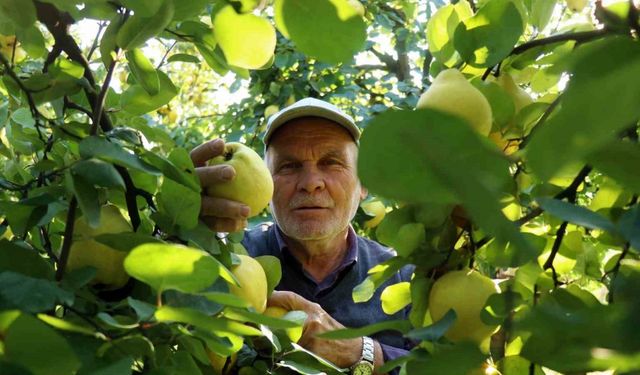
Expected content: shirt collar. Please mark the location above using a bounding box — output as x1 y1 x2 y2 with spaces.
273 224 359 269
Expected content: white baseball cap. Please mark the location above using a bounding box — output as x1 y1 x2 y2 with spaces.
263 98 360 147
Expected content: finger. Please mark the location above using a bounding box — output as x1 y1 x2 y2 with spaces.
202 216 248 233
190 139 225 167
268 291 316 312
201 196 250 219
196 165 236 187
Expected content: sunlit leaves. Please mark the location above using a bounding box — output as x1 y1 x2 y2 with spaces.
213 5 276 70
274 0 366 64
121 70 178 115
526 37 640 181
116 0 174 50
426 1 473 67
359 108 533 259
454 0 524 68
124 243 220 294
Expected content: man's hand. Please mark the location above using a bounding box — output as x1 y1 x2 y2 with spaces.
268 291 384 372
190 139 250 232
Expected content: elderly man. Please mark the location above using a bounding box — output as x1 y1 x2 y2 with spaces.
191 98 412 374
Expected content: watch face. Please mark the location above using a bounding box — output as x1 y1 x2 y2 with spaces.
353 362 374 375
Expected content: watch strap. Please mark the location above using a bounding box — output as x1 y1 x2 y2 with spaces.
362 336 375 364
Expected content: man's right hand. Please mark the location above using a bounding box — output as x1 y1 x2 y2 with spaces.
190 139 251 232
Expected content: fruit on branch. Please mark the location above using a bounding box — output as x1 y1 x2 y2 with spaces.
417 69 493 136
0 35 26 62
489 72 532 155
66 204 132 289
206 142 274 218
229 254 268 313
207 351 237 375
429 269 500 345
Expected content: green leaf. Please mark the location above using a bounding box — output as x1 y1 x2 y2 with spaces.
157 178 201 230
537 197 617 233
121 70 179 115
223 307 304 329
454 0 524 67
274 0 367 64
212 5 276 70
100 14 122 68
381 282 411 315
120 0 162 17
167 53 200 64
173 0 209 20
116 0 174 50
0 0 36 29
15 25 45 58
526 37 640 181
126 48 160 95
426 1 473 67
317 319 412 340
618 207 640 250
69 172 101 228
406 342 486 375
155 305 262 337
529 0 556 30
2 311 81 375
87 357 134 375
481 232 546 268
359 109 534 260
124 243 220 293
141 151 200 192
587 141 640 194
71 158 126 190
255 255 282 297
409 275 432 328
94 232 163 252
0 272 74 313
0 241 54 280
199 291 250 308
352 257 407 303
406 309 457 342
78 136 160 174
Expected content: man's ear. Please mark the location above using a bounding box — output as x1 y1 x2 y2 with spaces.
359 186 368 200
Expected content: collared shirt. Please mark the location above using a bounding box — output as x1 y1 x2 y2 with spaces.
242 223 414 373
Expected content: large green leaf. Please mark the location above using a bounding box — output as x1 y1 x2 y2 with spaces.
126 48 160 95
157 178 201 230
274 0 366 64
359 109 534 259
120 71 178 115
0 0 36 29
124 243 220 293
1 311 81 375
0 272 73 313
212 5 276 70
116 0 174 50
454 0 524 67
0 241 54 280
78 136 160 174
405 342 486 375
426 1 473 67
537 197 618 233
526 37 640 181
155 305 262 337
587 141 640 194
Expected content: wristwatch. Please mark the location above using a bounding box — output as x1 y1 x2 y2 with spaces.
350 336 375 375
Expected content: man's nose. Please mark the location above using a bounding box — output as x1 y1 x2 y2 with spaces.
297 166 325 193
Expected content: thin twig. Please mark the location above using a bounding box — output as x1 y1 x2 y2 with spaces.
91 57 118 135
56 197 78 281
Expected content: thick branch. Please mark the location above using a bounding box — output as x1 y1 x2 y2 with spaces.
35 1 113 132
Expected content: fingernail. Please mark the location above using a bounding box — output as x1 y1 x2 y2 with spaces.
222 167 235 180
241 206 250 217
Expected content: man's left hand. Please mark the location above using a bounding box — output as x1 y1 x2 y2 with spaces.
268 291 383 371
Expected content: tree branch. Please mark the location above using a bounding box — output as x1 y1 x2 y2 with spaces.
56 197 78 281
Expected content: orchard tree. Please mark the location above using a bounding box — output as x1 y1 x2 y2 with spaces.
0 0 639 374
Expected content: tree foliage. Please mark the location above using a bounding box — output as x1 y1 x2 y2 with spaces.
0 0 639 374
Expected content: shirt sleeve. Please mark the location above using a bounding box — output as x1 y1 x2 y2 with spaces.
380 342 410 375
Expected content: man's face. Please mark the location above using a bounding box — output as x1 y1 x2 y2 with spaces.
266 117 366 241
